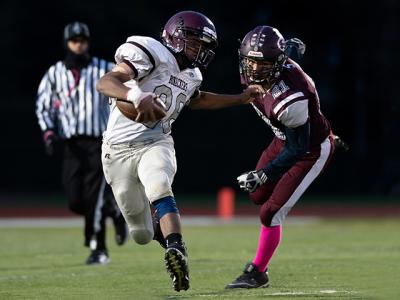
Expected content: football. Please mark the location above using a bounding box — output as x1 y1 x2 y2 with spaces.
116 98 167 122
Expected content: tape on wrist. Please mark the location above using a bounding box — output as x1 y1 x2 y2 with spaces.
126 85 143 108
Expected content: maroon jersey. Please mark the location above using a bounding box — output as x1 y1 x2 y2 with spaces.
252 58 331 147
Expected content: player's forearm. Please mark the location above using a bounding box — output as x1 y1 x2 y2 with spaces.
262 148 303 181
189 91 247 110
262 121 310 180
96 72 130 99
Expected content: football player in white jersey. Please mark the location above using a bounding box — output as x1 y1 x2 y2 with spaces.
96 11 261 291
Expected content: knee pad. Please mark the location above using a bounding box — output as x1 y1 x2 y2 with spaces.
144 173 173 202
153 196 179 219
130 228 153 245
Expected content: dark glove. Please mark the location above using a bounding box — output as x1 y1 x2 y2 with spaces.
237 169 268 193
333 135 349 152
43 130 58 156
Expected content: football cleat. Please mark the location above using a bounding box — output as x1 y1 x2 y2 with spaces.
164 242 189 292
226 263 269 289
152 211 167 249
85 249 110 265
113 213 128 246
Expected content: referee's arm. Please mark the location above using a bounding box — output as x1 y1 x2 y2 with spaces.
36 70 56 134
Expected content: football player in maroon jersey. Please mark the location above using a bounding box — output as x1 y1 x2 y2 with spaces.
226 26 338 289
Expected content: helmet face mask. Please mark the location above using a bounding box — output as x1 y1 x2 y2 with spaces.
183 33 217 68
161 11 218 69
239 53 286 86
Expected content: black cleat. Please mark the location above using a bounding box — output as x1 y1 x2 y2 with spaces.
226 263 269 289
85 249 110 265
164 242 189 292
113 213 128 246
152 211 167 249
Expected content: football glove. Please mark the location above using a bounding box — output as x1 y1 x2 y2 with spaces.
237 169 268 193
333 135 349 152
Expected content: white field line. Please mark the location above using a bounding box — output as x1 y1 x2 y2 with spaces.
265 289 358 296
188 289 358 298
0 217 83 228
0 216 320 228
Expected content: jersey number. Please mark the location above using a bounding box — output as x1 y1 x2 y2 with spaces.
153 85 186 133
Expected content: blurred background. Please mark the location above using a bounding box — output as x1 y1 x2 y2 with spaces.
0 0 399 216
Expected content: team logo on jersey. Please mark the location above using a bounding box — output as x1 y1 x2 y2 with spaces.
169 75 188 92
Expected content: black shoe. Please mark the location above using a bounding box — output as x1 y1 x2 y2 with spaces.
226 263 269 289
113 214 128 246
152 211 167 249
164 242 189 292
85 249 110 265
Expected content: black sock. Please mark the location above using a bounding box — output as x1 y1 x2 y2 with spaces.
166 233 182 246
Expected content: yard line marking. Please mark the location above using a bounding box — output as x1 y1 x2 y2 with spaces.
264 290 358 296
173 290 359 298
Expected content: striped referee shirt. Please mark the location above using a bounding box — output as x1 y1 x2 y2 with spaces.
36 57 113 138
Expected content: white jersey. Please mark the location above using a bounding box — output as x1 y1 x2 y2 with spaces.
103 36 202 144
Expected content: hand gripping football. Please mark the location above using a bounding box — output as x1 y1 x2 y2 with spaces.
116 97 166 122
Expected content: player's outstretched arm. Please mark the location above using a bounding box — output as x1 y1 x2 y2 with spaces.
188 85 264 110
96 63 132 99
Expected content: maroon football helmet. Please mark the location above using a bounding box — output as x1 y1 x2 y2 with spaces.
161 11 218 69
239 26 305 86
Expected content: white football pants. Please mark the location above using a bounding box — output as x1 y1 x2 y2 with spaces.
101 135 177 245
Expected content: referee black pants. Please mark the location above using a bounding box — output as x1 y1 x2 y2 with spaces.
62 136 110 250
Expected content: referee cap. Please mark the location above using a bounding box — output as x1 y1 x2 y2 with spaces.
64 22 90 41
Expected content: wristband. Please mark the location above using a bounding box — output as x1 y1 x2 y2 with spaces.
126 85 143 108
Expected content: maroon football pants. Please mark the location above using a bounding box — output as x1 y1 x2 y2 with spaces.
250 136 334 227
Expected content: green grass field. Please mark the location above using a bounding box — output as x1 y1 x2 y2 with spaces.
0 218 399 300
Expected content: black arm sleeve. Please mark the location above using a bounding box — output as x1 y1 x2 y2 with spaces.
261 120 310 181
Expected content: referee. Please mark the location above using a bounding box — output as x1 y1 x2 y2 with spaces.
36 22 127 265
